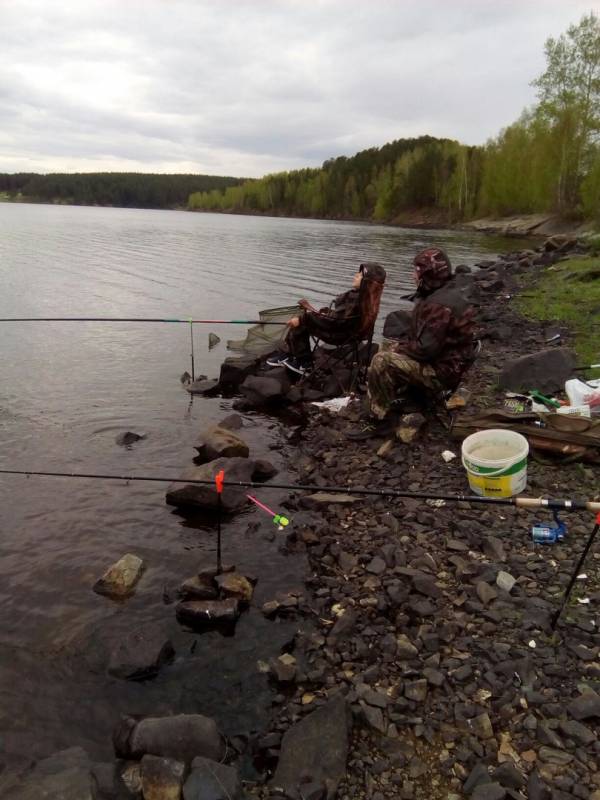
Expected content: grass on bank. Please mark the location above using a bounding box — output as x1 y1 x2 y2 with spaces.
515 256 600 369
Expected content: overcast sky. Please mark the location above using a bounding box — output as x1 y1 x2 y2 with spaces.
1 0 598 177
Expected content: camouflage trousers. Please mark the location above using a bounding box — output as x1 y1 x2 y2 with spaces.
367 351 442 420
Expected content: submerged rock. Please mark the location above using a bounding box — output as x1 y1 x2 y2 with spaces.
114 713 225 764
93 553 144 599
115 431 146 446
194 425 250 463
175 598 241 628
178 574 218 601
165 457 256 513
107 627 174 681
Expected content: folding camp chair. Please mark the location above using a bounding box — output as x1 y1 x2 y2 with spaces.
302 262 386 391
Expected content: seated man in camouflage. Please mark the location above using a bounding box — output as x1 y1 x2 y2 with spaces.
368 248 477 420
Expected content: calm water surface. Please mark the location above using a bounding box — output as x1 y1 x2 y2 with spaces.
0 203 527 774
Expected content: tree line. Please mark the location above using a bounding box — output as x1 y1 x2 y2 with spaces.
190 12 600 225
0 172 241 209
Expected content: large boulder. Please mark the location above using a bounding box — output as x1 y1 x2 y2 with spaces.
498 347 576 394
194 425 250 463
218 356 260 392
240 375 286 406
114 713 225 764
107 627 175 681
165 457 256 513
272 696 350 798
183 757 243 800
93 554 145 599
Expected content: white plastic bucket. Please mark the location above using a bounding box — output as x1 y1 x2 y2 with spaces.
461 429 529 498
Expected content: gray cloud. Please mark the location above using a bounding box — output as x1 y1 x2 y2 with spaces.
0 0 597 176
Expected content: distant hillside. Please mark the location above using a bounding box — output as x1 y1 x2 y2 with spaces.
0 172 242 209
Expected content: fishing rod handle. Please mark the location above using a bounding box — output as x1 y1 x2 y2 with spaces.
515 497 600 512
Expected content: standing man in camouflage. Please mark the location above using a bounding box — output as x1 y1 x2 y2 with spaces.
368 248 477 420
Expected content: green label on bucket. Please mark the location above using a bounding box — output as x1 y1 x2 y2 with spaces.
464 457 527 477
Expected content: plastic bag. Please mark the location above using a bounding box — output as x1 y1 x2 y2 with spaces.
565 378 600 408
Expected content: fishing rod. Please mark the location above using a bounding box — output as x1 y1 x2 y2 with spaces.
0 316 288 382
0 467 599 512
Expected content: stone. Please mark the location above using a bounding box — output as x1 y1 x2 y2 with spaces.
218 355 259 391
4 747 93 800
272 696 350 798
567 689 600 720
396 413 426 444
558 719 595 746
464 762 491 794
498 347 576 394
496 571 516 593
538 747 573 765
412 574 443 598
165 457 256 512
93 553 144 599
328 608 358 643
252 458 278 480
396 634 418 660
178 575 218 601
240 375 285 405
476 581 498 605
140 754 185 800
183 756 243 799
218 414 243 431
194 425 249 463
108 627 174 680
175 598 240 629
300 492 361 508
469 713 494 740
115 431 146 446
528 770 551 800
362 704 386 733
404 679 428 702
186 379 220 397
366 556 386 575
472 783 505 800
214 572 254 604
492 762 525 789
115 713 225 763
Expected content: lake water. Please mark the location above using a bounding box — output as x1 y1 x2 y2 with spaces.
0 203 526 776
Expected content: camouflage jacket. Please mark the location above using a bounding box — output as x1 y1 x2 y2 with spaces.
390 283 477 389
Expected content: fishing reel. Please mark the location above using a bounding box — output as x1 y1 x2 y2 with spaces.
531 510 567 544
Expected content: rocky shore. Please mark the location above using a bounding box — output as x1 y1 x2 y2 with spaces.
5 234 600 800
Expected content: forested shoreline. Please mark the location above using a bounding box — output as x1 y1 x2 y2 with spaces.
0 172 241 209
190 13 600 228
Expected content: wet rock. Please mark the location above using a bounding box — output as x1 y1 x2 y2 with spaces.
183 756 242 799
252 458 278 481
166 457 256 512
178 575 218 601
5 747 93 800
567 689 600 720
498 347 576 394
175 598 240 629
272 696 350 798
194 425 249 463
114 713 225 764
93 553 144 599
140 754 185 800
186 379 220 397
116 431 146 446
218 355 259 392
241 375 286 406
108 627 174 681
214 572 254 605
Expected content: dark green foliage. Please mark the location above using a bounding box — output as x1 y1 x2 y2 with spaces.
0 172 241 209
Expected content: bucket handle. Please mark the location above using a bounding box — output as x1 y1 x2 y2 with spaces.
462 455 515 478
